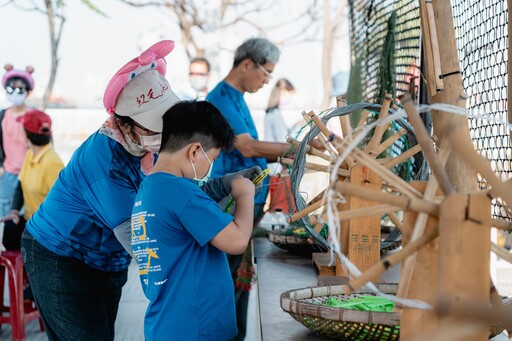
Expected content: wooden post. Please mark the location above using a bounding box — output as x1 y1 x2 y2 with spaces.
399 181 440 339
425 0 478 192
346 165 382 279
436 192 491 341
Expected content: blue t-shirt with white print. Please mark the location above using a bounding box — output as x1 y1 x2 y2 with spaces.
206 81 269 205
132 172 236 341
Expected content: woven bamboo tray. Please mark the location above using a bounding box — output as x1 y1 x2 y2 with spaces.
281 283 400 340
281 283 505 340
267 228 326 254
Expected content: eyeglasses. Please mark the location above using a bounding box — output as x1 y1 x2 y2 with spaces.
189 72 209 76
251 59 273 80
6 86 28 95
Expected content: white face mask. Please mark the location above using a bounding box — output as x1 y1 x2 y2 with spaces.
190 75 208 93
190 146 213 186
7 92 27 107
131 128 162 153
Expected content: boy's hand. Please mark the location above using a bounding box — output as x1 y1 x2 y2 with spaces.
222 166 262 193
1 210 20 225
230 176 255 200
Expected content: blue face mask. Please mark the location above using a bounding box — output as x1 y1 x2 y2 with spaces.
190 146 213 186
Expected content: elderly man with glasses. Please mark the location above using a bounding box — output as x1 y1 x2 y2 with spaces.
207 37 321 341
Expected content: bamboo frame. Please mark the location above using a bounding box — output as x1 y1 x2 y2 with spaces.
375 128 407 156
345 226 439 294
382 144 423 170
335 182 439 216
356 110 371 130
400 94 454 195
278 157 350 178
287 199 326 223
286 136 331 162
364 94 393 156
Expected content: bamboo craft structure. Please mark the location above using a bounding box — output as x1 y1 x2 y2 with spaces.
277 1 512 339
281 94 424 279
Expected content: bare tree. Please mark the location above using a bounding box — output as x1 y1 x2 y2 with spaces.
321 0 347 110
7 0 105 109
118 0 320 59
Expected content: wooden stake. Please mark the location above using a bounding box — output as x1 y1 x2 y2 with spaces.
398 181 440 339
336 95 352 139
437 193 491 341
356 110 371 130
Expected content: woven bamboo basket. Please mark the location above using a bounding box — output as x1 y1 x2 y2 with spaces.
267 228 326 254
281 283 400 340
281 283 505 340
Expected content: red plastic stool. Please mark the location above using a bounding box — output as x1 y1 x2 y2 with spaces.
0 251 44 341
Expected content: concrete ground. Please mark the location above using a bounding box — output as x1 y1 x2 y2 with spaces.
1 253 511 340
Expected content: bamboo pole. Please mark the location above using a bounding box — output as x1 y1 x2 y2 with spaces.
353 149 423 198
307 111 356 167
278 157 350 178
336 204 402 221
287 199 326 223
335 182 439 216
427 0 477 193
375 128 407 156
336 95 352 139
364 94 393 156
382 144 423 170
400 93 455 195
356 110 371 130
286 136 331 162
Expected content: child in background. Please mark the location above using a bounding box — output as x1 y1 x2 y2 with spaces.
1 109 64 250
131 100 255 341
0 64 35 218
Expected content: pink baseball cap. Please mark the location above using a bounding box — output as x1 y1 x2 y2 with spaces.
2 64 35 90
16 109 52 136
103 40 180 132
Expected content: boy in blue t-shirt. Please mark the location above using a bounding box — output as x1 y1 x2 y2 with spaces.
131 100 255 341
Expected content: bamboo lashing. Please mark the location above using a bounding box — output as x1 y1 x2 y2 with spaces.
400 93 455 195
345 226 439 294
443 126 512 208
278 157 350 178
335 182 439 216
364 94 393 156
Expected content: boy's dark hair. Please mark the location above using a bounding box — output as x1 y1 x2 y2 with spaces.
26 131 52 146
160 100 235 153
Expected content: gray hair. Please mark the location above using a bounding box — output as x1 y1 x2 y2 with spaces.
233 38 280 67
